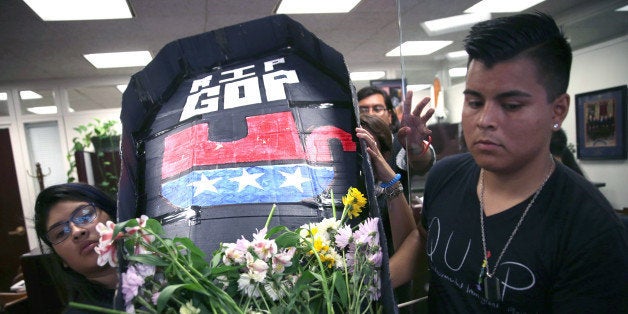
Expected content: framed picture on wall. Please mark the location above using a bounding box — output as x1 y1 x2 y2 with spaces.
575 85 627 160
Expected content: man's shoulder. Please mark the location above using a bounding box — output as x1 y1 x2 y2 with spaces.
431 152 474 174
424 153 476 197
551 164 614 211
547 165 622 240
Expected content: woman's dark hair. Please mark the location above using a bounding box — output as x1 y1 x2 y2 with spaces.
33 183 117 308
357 86 401 133
360 114 393 156
464 12 572 102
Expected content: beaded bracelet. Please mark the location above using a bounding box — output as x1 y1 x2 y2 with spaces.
384 181 403 200
380 173 401 189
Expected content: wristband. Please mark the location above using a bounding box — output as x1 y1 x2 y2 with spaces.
417 135 433 158
384 181 404 200
380 173 401 188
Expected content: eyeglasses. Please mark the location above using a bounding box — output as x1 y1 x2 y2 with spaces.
46 203 99 245
359 105 388 115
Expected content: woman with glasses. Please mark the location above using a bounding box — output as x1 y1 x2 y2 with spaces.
34 183 117 313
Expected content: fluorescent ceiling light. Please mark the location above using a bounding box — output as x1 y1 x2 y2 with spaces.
350 71 385 81
407 84 432 92
465 0 545 13
446 50 469 60
385 41 453 57
275 0 361 14
422 13 490 36
84 51 152 69
23 0 133 21
617 5 628 11
116 85 128 93
27 106 57 115
20 90 43 100
0 92 7 101
449 67 467 78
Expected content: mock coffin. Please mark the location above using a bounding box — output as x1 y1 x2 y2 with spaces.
118 14 396 311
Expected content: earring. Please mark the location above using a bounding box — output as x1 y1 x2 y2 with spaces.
553 123 559 129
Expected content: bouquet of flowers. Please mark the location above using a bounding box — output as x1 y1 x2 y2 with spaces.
71 187 383 313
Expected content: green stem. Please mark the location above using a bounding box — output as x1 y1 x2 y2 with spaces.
339 204 350 224
68 302 126 314
342 250 352 307
265 204 277 229
136 229 242 313
303 232 334 314
135 296 157 313
331 189 336 218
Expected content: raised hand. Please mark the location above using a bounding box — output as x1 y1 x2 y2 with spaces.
397 90 434 150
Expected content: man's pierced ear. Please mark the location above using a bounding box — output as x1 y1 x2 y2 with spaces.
552 93 570 122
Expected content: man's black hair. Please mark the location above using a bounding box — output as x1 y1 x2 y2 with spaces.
464 12 572 101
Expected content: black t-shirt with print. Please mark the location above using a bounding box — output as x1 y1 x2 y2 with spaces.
422 153 628 313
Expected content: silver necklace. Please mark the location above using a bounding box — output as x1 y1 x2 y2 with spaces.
477 156 554 298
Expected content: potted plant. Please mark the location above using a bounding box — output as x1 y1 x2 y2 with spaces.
66 118 121 197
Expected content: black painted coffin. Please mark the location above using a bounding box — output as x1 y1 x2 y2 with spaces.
118 14 396 311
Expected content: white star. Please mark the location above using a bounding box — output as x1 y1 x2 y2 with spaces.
278 167 311 193
229 168 264 192
187 174 221 196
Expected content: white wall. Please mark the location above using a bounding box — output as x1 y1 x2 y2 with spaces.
567 36 628 210
442 35 628 210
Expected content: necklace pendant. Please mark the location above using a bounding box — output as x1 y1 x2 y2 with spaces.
494 276 501 300
476 259 488 291
482 275 502 301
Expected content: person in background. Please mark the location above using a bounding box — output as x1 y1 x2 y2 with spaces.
550 128 584 176
357 86 435 179
355 122 420 290
396 12 627 312
34 183 118 313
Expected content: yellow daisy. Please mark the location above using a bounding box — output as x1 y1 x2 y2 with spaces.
342 187 367 219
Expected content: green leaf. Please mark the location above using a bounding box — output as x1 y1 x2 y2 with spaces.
112 219 136 235
266 225 287 238
156 284 186 312
126 254 170 266
173 237 205 257
209 264 240 276
210 249 223 268
333 271 348 307
274 231 300 247
144 219 163 234
295 270 316 288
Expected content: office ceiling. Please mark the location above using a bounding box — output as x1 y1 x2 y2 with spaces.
0 0 627 89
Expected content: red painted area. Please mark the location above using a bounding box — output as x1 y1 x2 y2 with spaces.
161 111 357 178
305 126 357 163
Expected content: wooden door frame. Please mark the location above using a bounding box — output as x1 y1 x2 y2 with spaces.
0 122 39 250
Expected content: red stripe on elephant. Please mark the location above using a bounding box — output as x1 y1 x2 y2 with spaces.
161 111 356 179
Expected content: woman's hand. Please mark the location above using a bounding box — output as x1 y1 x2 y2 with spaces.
356 127 396 183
